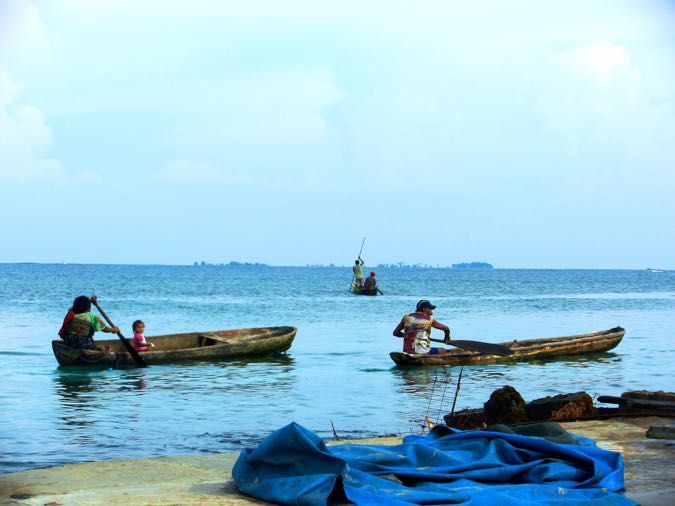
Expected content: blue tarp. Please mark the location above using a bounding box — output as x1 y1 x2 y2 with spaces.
233 422 635 505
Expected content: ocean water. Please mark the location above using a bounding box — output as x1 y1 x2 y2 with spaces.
0 264 673 474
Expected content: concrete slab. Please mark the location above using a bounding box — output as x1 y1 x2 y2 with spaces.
1 417 672 505
559 417 675 506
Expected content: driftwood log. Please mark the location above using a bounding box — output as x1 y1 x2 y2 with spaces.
525 392 594 421
443 387 675 430
645 426 675 439
597 395 675 414
483 386 527 425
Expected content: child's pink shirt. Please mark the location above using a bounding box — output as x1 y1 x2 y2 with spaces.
133 332 149 351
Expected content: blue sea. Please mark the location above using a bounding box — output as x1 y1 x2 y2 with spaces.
1 264 673 474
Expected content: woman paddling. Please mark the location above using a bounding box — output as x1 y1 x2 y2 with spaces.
58 295 120 350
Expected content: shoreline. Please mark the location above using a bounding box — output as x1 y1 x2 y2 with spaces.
2 417 673 505
1 263 671 271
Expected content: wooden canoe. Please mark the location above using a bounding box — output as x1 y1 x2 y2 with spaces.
52 326 296 368
350 284 378 296
389 326 625 366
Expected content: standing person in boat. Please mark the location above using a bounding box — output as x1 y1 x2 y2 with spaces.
363 271 378 292
393 300 451 354
353 258 365 288
58 295 120 350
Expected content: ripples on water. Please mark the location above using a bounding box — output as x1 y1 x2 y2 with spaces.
0 265 673 473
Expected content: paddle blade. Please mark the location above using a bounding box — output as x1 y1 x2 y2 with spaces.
450 340 514 356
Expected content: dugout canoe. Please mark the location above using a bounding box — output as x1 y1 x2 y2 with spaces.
389 326 625 366
350 284 379 296
52 326 296 368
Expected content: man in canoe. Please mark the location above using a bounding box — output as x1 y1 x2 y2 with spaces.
353 258 365 288
363 271 378 292
58 295 120 350
393 300 451 354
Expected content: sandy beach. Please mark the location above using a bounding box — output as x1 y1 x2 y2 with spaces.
2 416 673 506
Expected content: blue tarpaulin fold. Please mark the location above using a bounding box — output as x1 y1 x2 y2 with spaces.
233 422 635 505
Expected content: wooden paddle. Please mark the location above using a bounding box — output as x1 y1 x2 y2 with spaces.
430 337 513 356
91 296 148 368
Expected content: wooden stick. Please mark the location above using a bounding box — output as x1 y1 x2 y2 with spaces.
450 366 464 417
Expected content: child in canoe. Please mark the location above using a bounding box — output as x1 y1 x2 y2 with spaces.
132 320 154 352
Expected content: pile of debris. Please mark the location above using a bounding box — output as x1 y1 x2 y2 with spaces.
444 387 675 430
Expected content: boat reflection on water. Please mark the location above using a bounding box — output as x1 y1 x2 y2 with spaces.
391 351 621 395
392 348 622 374
117 369 149 391
53 369 149 420
391 366 509 396
389 351 626 431
201 353 295 369
393 366 453 395
521 351 622 368
52 372 102 437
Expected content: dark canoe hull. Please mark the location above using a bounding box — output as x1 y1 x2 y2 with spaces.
389 327 625 366
52 326 296 368
350 284 378 296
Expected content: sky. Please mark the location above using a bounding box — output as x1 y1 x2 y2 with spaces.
0 0 673 268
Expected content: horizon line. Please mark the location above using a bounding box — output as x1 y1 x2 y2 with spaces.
0 262 669 271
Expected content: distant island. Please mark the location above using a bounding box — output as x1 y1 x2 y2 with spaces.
190 261 493 269
193 261 269 268
451 262 493 270
376 263 447 269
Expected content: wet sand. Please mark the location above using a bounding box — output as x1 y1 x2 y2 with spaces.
1 417 673 505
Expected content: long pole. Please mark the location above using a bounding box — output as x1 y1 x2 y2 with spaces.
450 366 464 417
349 236 366 292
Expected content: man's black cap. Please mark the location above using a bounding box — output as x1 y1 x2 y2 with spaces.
416 300 437 311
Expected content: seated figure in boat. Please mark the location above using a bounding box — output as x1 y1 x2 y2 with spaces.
393 300 451 354
58 295 120 350
132 319 154 351
363 271 378 292
353 258 365 288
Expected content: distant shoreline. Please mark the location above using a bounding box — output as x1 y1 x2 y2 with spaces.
0 262 669 271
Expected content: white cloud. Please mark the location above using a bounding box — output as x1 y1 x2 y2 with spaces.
14 104 52 150
152 159 311 187
562 41 635 83
0 2 67 184
0 72 22 109
534 42 642 140
153 160 226 184
530 40 675 190
0 72 104 184
47 69 343 118
72 171 104 184
0 0 49 67
0 72 65 183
